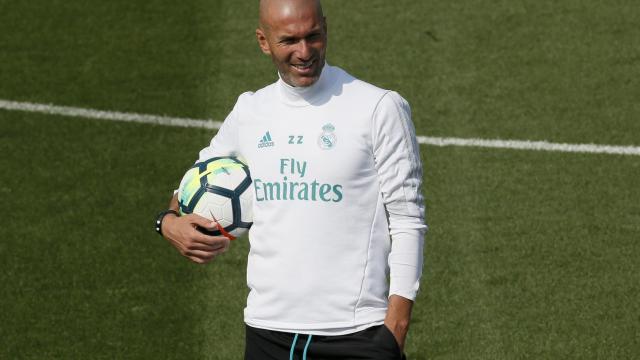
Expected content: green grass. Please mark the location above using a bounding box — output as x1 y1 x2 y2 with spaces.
1 0 639 358
418 146 640 358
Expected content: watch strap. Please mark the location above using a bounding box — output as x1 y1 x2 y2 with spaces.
155 209 179 236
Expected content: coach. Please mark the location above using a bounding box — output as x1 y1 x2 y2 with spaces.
157 0 426 358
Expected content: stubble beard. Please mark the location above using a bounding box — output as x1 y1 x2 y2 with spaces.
278 58 325 88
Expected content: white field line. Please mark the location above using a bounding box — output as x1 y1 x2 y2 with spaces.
0 99 223 129
417 136 640 156
2 99 640 156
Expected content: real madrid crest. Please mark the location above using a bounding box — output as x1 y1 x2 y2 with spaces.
318 123 337 150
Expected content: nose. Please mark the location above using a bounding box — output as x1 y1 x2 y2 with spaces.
296 39 312 60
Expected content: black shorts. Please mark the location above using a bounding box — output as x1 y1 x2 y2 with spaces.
245 324 407 360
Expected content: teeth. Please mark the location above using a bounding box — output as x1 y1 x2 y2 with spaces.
294 60 314 69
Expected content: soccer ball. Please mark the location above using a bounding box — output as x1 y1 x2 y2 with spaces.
177 156 253 239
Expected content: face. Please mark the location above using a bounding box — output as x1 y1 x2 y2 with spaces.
256 2 327 87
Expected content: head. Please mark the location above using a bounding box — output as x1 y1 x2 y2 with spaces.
256 0 327 87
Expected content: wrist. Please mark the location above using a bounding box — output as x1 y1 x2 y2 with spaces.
384 314 410 351
385 295 413 330
384 318 410 333
155 209 179 237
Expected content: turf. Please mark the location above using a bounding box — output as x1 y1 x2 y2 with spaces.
1 0 639 358
418 146 640 358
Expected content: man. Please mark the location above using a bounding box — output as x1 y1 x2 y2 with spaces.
156 0 426 358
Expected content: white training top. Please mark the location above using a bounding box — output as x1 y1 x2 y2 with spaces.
196 64 426 336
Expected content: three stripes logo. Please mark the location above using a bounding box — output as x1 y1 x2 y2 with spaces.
258 131 275 149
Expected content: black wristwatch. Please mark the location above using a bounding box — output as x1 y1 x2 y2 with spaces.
155 210 179 236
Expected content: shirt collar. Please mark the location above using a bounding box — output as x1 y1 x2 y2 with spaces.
277 62 334 107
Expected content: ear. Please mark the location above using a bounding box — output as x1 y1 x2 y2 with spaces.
256 28 272 55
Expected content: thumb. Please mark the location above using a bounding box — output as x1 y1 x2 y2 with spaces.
186 213 218 230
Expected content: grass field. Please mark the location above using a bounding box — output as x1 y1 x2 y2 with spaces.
1 0 639 359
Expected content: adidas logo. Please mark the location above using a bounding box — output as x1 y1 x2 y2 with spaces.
258 131 275 148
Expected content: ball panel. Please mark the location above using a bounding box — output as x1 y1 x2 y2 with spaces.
193 192 229 222
228 228 247 238
240 190 254 223
220 201 234 227
204 167 248 191
178 167 202 211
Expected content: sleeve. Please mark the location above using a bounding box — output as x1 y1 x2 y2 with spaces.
196 96 244 162
371 91 427 301
173 94 246 195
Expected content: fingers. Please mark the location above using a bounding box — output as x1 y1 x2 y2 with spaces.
187 239 228 252
182 229 230 264
184 213 218 231
185 214 233 243
191 229 231 247
182 241 229 264
162 213 232 264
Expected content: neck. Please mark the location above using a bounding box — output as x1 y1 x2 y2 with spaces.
277 63 333 107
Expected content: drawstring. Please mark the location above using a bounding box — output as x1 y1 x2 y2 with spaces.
302 335 313 360
289 334 299 360
289 333 313 360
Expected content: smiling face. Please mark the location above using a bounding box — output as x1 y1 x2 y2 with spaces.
256 0 327 87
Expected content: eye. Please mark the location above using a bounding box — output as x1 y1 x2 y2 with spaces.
279 37 297 45
306 33 321 41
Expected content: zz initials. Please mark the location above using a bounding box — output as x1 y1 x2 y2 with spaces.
288 135 304 144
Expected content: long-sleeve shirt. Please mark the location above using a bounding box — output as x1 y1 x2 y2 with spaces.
196 63 427 335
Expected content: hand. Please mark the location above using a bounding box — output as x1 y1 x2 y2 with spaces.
384 295 413 351
383 319 408 351
161 213 230 264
